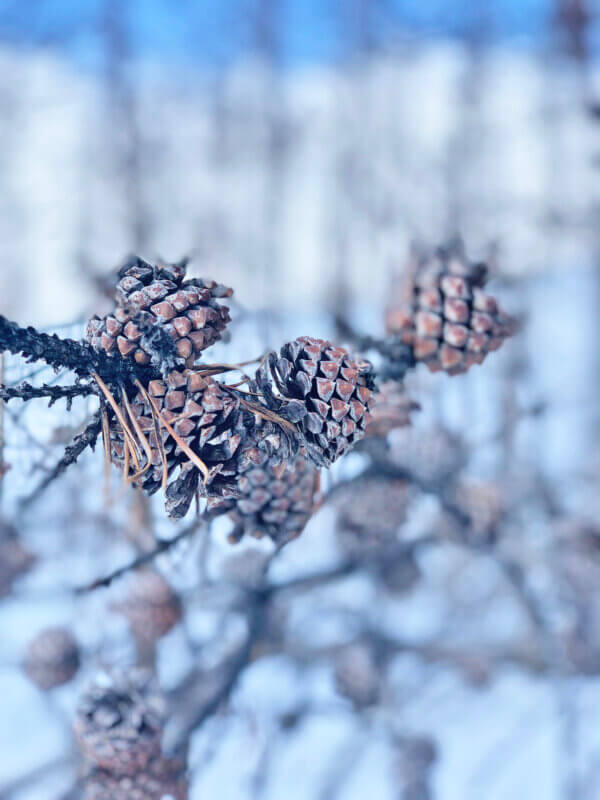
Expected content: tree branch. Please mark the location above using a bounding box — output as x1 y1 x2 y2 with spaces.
18 413 103 509
0 382 96 409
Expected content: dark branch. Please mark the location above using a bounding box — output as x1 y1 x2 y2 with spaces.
0 381 96 409
74 513 217 593
0 315 158 385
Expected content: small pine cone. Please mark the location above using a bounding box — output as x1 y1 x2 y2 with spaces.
213 455 320 545
86 257 232 369
0 524 36 598
387 425 466 486
366 381 420 437
23 627 80 690
335 476 414 555
385 242 515 375
75 669 165 776
257 336 375 467
84 757 188 800
334 643 380 708
107 370 295 519
112 571 182 644
444 481 504 545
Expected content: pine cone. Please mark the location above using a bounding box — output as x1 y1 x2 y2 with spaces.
86 257 232 369
257 336 375 467
106 369 295 519
385 242 515 375
387 425 466 486
84 758 188 800
23 627 80 690
335 476 414 555
0 523 35 598
212 455 320 545
366 381 420 437
111 571 182 644
334 643 380 708
74 669 165 776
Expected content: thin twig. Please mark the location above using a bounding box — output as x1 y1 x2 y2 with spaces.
75 514 212 593
18 413 103 509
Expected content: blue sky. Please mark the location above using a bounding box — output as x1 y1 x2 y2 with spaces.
0 0 564 68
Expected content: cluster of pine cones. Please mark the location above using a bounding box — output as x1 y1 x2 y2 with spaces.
85 258 374 543
83 245 513 545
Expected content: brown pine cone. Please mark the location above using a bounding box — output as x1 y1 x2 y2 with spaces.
334 643 380 708
106 369 295 519
257 336 375 467
366 381 420 437
75 669 165 777
335 476 414 555
216 455 320 545
0 523 36 598
86 257 232 369
111 571 182 644
23 627 80 690
84 758 188 800
385 242 515 375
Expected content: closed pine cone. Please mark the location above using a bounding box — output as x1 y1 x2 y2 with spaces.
112 571 182 644
23 627 80 690
86 257 232 369
211 454 320 545
366 381 419 437
74 669 165 777
335 476 414 555
106 369 294 519
256 336 375 467
387 425 466 486
385 241 515 375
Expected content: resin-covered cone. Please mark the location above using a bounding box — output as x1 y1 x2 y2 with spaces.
256 336 375 467
23 627 80 690
211 454 320 545
74 669 165 777
84 758 188 800
86 257 232 369
385 242 516 375
106 369 296 519
112 571 182 644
